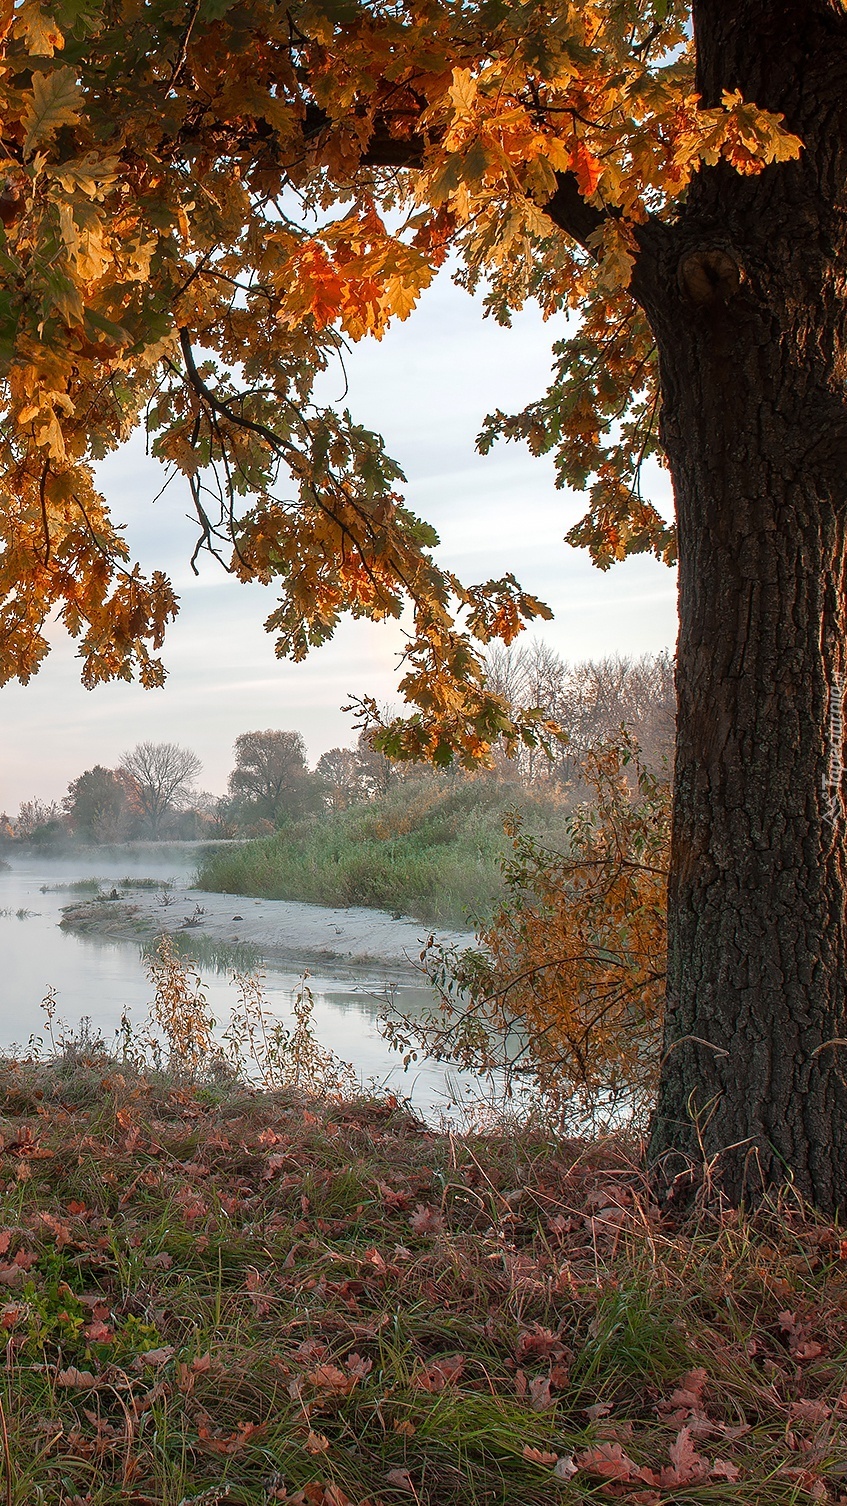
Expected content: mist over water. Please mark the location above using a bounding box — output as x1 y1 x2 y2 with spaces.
0 847 491 1120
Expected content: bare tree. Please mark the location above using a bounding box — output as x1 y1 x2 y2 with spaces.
354 729 396 798
120 742 202 839
486 641 675 786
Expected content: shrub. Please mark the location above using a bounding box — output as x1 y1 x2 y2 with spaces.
384 738 669 1127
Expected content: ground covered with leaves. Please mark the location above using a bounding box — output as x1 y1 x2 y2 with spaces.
0 1059 843 1505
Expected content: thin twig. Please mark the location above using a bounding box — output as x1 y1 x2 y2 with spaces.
168 0 202 87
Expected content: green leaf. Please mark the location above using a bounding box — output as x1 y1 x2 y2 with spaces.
199 0 240 19
83 306 131 344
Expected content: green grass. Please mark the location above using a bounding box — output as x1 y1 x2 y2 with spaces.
196 776 566 928
0 1054 841 1503
40 877 174 894
139 931 263 975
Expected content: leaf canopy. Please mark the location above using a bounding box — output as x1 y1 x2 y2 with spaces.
0 0 801 761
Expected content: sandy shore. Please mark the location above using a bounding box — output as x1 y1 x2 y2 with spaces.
60 884 477 977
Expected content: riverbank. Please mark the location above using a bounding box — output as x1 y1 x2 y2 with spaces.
195 779 567 929
59 883 476 975
0 1056 842 1504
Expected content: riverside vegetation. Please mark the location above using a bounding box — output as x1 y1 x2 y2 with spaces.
192 651 674 931
194 774 565 931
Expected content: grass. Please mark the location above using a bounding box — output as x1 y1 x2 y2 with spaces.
0 1048 842 1503
40 878 175 894
196 777 566 929
139 931 264 976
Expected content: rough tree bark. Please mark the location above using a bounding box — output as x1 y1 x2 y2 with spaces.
644 0 847 1212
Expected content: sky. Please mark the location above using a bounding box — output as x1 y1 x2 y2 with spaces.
0 270 678 811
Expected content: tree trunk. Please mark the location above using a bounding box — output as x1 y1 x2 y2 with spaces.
646 1 847 1212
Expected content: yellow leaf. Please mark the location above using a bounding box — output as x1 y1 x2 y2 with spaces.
541 136 572 174
50 153 120 197
449 67 477 118
381 276 422 320
23 68 80 158
14 0 63 56
34 410 66 460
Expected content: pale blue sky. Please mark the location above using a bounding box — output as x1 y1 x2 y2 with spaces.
0 270 677 810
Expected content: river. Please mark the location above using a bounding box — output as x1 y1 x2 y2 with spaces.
0 845 493 1120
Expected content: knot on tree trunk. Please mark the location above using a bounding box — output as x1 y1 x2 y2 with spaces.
677 248 744 306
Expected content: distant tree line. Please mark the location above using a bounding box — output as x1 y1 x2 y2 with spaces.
0 650 674 846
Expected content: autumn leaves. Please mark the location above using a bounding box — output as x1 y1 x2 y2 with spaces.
0 1 804 764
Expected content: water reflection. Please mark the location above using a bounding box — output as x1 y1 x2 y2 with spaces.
0 848 492 1119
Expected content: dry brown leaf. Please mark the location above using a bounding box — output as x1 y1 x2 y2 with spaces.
711 1459 741 1481
576 1441 645 1482
413 1353 465 1392
385 1467 415 1492
308 1364 355 1396
305 1431 331 1455
132 1346 174 1369
57 1366 98 1388
659 1427 709 1487
408 1203 444 1235
522 1444 558 1465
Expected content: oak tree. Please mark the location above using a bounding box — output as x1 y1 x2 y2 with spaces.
1 1 846 1206
228 727 317 822
315 745 362 810
64 762 127 842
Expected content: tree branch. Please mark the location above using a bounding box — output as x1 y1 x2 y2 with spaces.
301 103 604 250
542 171 608 252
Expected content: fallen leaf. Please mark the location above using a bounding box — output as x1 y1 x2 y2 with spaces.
408 1204 444 1235
385 1467 414 1491
245 1267 271 1316
516 1324 567 1363
413 1353 464 1392
778 1310 825 1361
790 1399 831 1424
659 1367 708 1414
659 1427 709 1487
710 1459 741 1481
522 1445 558 1465
308 1364 355 1396
132 1346 174 1369
577 1441 644 1482
84 1318 113 1343
57 1366 98 1388
197 1419 263 1455
528 1374 553 1410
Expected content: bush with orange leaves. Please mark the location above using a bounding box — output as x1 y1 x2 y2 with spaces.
386 737 669 1127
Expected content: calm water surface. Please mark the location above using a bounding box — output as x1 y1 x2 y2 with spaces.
0 849 489 1118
